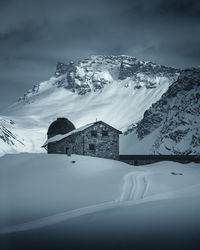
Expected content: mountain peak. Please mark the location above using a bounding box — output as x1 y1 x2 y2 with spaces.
2 55 198 156
16 55 179 104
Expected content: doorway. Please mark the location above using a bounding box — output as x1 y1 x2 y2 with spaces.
65 147 69 154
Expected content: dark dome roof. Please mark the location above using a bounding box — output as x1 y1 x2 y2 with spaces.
47 118 75 138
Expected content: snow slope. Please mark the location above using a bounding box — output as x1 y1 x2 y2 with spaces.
0 55 179 156
0 153 131 229
0 154 200 249
121 68 200 155
0 116 25 156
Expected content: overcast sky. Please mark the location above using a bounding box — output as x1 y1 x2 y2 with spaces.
0 0 200 111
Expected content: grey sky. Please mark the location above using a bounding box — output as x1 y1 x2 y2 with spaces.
0 0 200 111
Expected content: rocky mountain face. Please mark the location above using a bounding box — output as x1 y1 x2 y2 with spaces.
55 55 179 92
0 117 25 155
17 55 179 103
123 68 200 155
118 57 178 85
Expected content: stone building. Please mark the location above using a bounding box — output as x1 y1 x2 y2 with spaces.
43 118 122 160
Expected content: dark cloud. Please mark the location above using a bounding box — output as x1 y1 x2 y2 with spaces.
0 0 200 111
156 0 200 18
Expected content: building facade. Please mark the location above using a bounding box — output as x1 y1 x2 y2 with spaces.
43 119 122 160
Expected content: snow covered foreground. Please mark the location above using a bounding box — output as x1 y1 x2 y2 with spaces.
0 154 200 249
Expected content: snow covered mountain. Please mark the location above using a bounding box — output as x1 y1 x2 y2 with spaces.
17 55 178 102
0 55 179 156
120 68 200 155
0 116 25 156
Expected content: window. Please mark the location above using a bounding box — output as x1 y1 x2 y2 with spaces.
102 130 108 136
89 144 95 150
91 130 97 137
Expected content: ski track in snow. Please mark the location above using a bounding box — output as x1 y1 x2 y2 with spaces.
119 172 149 202
0 171 150 234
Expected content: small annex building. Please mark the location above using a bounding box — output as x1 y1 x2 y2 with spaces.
42 118 122 160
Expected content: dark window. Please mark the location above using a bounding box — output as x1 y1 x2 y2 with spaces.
91 130 97 137
89 144 95 150
102 130 108 136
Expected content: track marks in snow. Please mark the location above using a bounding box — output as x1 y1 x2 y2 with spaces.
0 171 150 234
119 172 149 202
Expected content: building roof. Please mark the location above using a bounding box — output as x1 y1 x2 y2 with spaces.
42 121 122 147
47 117 75 138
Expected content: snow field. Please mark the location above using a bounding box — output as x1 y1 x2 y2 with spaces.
0 153 200 235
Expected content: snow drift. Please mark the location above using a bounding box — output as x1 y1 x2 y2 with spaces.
0 153 200 249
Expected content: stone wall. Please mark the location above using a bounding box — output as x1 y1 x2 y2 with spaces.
119 155 200 166
81 123 119 160
48 133 83 155
48 122 120 160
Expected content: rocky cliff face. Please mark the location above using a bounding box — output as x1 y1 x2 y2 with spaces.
0 117 25 155
17 55 179 103
118 56 178 83
123 68 200 155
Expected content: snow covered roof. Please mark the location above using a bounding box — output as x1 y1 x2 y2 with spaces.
42 121 122 147
42 122 95 147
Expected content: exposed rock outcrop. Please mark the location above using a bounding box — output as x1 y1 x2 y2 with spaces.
125 68 200 154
